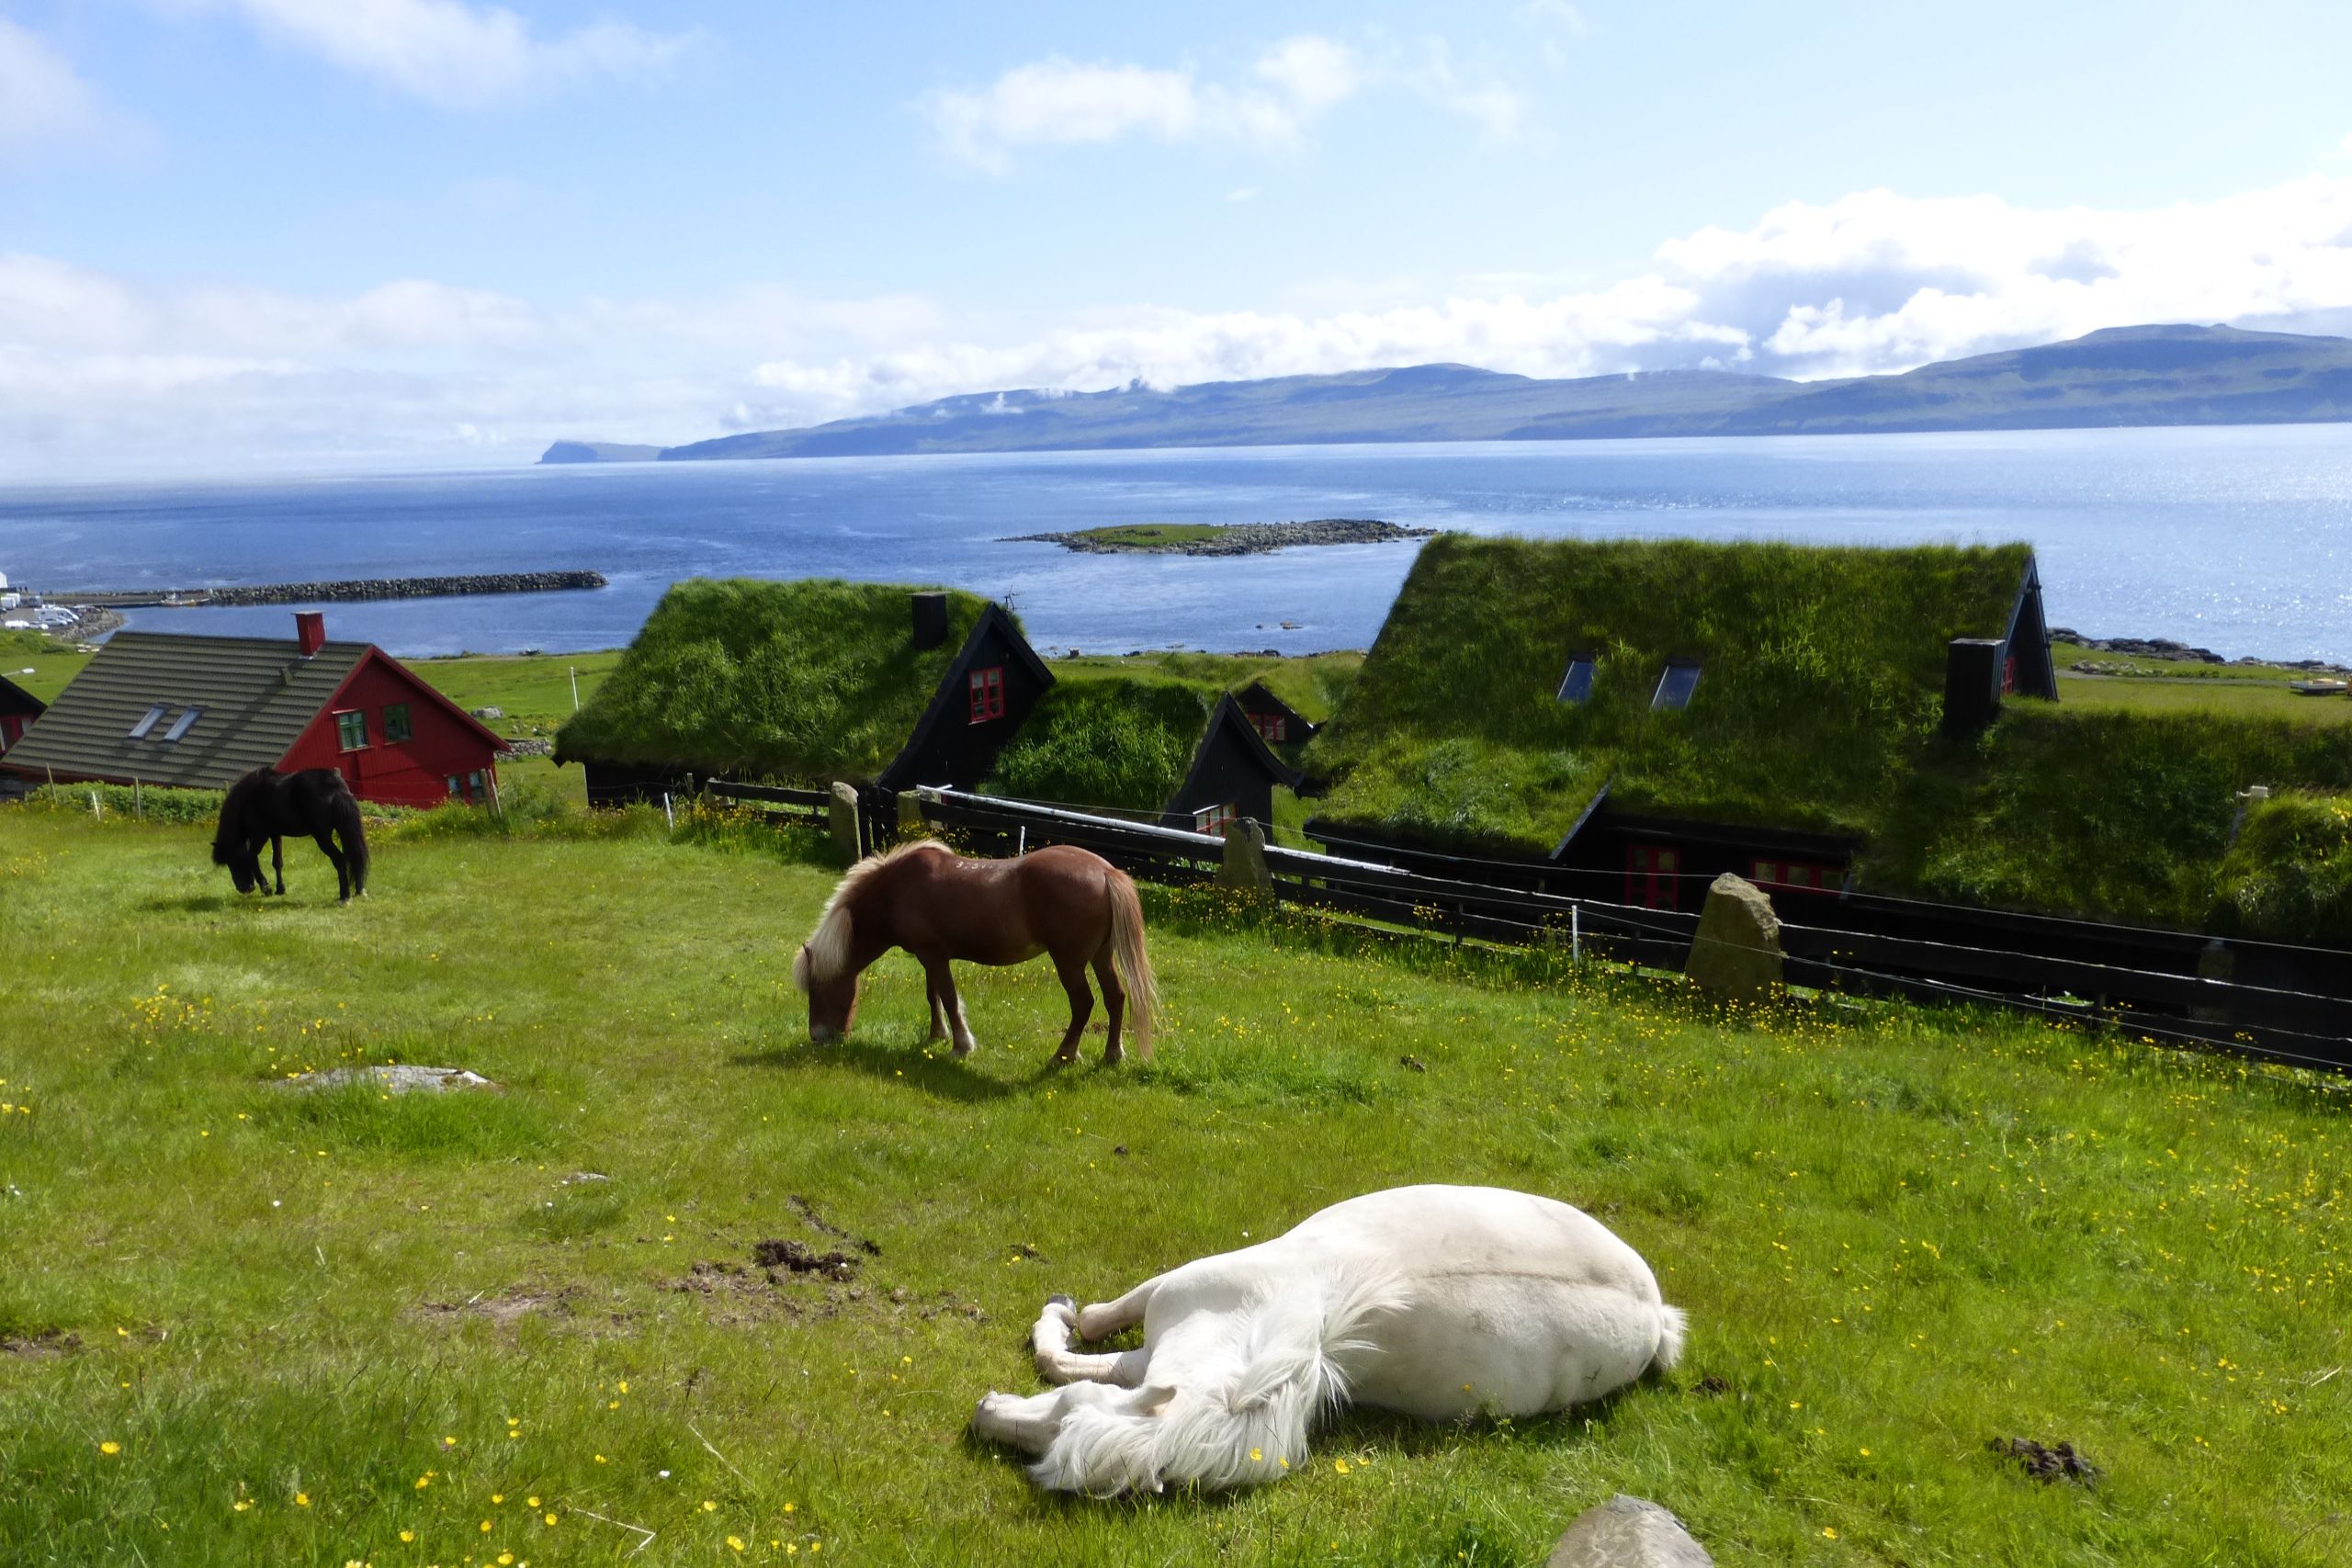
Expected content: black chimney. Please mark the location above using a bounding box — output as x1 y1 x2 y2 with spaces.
910 592 948 650
1942 637 2003 738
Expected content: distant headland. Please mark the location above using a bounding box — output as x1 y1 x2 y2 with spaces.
541 323 2352 465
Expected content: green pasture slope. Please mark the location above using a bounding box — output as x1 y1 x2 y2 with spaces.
1 804 2346 1564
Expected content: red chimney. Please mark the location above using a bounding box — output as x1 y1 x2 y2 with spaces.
295 612 326 657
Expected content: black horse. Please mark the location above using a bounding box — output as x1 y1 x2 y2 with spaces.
211 767 370 903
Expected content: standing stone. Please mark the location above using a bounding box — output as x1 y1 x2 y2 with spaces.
898 790 931 840
1684 873 1782 1002
1216 818 1273 897
829 782 863 865
1546 1495 1713 1568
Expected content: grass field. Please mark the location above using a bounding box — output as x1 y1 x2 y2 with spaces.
2055 672 2352 724
2 803 2347 1564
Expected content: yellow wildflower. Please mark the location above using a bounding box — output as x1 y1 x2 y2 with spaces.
98 1441 121 1456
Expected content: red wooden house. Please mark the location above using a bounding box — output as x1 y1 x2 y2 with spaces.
0 671 42 755
3 612 506 807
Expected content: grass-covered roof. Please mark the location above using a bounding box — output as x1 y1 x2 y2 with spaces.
979 678 1217 813
554 578 992 783
1306 535 2037 854
1871 705 2352 934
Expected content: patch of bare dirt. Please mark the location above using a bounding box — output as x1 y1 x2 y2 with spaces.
416 1288 582 1328
752 1238 860 1280
2 1328 82 1359
789 1194 880 1257
1990 1436 2101 1484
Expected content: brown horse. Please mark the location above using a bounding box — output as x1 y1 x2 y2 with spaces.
791 840 1158 1065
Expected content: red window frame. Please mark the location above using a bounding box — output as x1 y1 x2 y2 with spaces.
1250 713 1287 742
1195 802 1238 835
968 665 1006 723
1623 843 1679 909
1748 858 1842 895
2002 654 2019 695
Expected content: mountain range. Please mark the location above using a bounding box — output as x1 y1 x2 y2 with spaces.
541 323 2352 464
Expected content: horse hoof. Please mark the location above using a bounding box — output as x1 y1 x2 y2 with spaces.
1047 1293 1077 1311
951 1042 974 1059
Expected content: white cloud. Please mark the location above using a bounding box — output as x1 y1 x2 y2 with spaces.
0 19 115 157
10 175 2352 474
217 0 695 107
926 32 1528 171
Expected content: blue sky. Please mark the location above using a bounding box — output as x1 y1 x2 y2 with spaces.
6 0 2352 474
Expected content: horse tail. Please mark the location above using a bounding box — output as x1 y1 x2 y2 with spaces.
1650 1303 1689 1374
331 780 369 897
1105 867 1157 1060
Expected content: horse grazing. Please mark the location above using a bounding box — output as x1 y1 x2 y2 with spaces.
211 767 370 903
971 1185 1686 1495
792 840 1157 1065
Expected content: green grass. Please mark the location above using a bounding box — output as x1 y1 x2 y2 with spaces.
1 803 2347 1563
1055 524 1230 549
412 649 623 731
0 628 92 704
552 579 994 783
980 678 1212 813
1051 650 1362 728
1306 536 2034 855
2055 672 2352 724
1871 705 2352 930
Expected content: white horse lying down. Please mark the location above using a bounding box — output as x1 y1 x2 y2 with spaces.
970 1184 1685 1495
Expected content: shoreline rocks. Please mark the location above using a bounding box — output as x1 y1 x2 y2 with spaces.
2052 627 2349 676
1006 519 1439 556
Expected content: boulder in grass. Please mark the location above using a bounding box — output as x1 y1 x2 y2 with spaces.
1684 873 1782 1003
1547 1495 1713 1568
280 1066 496 1094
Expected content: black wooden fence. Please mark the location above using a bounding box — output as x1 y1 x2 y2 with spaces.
694 776 2352 1072
910 787 2352 1073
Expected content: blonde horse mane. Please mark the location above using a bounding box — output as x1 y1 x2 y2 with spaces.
792 839 955 991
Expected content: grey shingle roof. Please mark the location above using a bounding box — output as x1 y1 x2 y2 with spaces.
3 632 368 789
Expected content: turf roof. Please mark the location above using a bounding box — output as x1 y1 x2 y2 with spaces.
1305 534 2038 855
978 677 1217 813
553 578 993 783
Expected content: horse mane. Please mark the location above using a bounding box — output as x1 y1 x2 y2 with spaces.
792 839 955 991
210 767 276 865
1027 1266 1407 1496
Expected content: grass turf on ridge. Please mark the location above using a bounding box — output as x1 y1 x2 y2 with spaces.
551 579 992 784
1305 535 2034 855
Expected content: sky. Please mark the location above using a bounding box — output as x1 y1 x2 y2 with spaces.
6 0 2352 476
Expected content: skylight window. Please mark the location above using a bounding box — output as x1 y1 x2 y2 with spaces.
1652 661 1702 711
162 706 202 742
1555 654 1596 704
127 704 166 739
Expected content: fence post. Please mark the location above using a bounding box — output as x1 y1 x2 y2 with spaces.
898 790 929 840
89 790 101 819
662 791 674 832
134 777 142 818
828 782 862 865
1571 904 1580 963
1216 818 1274 898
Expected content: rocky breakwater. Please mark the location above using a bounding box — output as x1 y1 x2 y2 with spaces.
203 570 607 606
1008 519 1438 556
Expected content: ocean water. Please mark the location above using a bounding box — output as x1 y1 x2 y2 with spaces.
2 423 2348 662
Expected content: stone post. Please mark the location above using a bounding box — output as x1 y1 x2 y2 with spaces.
1684 873 1782 1003
1216 818 1274 897
828 782 863 866
898 790 930 840
1547 1495 1713 1567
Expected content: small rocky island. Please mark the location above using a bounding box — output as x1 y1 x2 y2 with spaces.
1006 519 1439 557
